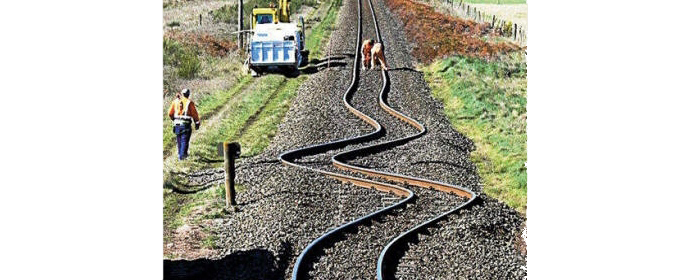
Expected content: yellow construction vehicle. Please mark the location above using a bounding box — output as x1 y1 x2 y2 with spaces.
248 0 307 76
251 0 290 28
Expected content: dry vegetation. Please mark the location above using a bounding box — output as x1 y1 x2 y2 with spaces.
166 30 238 57
384 0 522 62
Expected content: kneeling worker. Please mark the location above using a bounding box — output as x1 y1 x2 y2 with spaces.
168 88 200 160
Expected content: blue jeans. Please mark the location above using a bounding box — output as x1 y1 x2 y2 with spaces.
174 124 192 160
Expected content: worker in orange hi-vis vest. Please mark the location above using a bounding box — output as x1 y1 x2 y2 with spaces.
361 39 374 70
168 88 200 160
370 42 389 71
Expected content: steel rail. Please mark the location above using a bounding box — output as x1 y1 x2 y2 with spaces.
280 0 478 278
280 0 416 279
326 0 478 279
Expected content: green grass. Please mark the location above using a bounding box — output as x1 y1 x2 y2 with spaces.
305 0 342 59
421 54 526 213
238 76 308 156
163 182 248 242
163 183 227 232
163 75 253 155
164 37 201 79
455 0 526 4
168 74 288 170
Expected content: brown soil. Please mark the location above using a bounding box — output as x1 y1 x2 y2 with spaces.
164 205 221 259
166 30 238 57
383 0 522 62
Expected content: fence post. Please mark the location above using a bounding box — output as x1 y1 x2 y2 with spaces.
222 142 241 207
238 0 243 50
514 23 518 40
199 14 202 26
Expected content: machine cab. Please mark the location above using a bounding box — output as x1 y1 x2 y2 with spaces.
252 8 278 29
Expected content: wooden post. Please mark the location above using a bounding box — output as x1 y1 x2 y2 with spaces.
492 15 495 28
223 142 238 207
199 14 202 26
238 0 243 50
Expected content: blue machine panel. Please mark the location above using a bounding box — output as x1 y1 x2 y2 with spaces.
251 40 296 65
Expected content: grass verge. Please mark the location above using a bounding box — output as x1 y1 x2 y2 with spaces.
163 183 248 251
182 74 288 168
163 75 253 156
421 54 526 214
305 0 342 59
237 76 308 156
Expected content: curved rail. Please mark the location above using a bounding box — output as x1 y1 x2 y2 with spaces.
328 0 477 279
280 0 478 278
280 1 416 279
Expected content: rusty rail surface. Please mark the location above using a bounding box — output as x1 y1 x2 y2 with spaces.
279 0 477 278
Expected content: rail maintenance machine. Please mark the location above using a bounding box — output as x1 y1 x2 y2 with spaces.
246 0 308 76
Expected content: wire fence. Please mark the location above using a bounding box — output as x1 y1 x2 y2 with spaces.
438 0 526 45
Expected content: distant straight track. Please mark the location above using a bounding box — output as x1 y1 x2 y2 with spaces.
278 0 477 278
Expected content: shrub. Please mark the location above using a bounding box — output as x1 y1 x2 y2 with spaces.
163 37 201 79
177 50 201 79
210 4 238 24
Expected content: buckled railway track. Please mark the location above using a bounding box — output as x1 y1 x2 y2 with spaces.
278 0 478 279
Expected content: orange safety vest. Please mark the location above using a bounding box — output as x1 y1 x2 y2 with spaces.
168 97 200 125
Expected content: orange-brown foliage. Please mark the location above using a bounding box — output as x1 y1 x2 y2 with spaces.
166 31 238 57
384 0 521 62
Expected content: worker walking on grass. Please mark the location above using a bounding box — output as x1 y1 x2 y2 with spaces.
168 88 200 160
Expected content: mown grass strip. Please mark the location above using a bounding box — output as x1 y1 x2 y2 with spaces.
306 0 342 59
183 75 287 167
238 76 308 156
422 54 526 213
163 75 253 155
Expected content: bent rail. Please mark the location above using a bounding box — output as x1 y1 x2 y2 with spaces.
280 0 477 278
279 1 415 279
